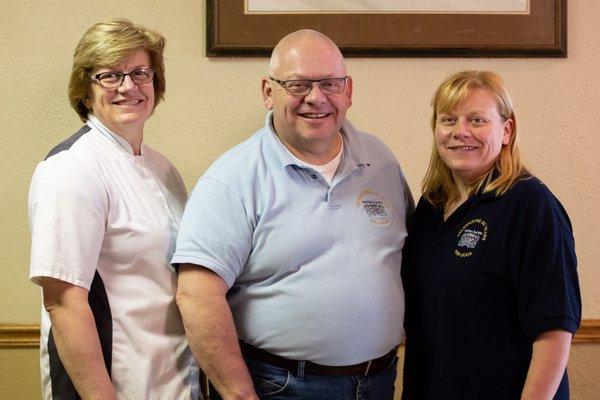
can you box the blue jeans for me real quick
[245,355,398,400]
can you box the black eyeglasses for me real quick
[269,76,348,96]
[90,67,154,89]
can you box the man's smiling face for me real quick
[263,34,352,158]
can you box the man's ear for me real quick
[345,75,353,108]
[261,78,274,110]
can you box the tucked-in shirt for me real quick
[173,112,413,365]
[29,115,199,400]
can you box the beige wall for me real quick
[1,0,598,398]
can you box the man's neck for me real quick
[279,132,342,165]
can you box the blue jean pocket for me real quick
[246,357,292,397]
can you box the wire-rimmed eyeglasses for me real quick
[269,76,348,96]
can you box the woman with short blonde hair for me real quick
[68,18,166,121]
[29,19,198,399]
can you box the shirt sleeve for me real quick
[28,154,107,290]
[398,166,415,230]
[515,220,581,341]
[171,176,253,287]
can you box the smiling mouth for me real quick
[448,145,478,151]
[299,112,330,119]
[113,99,142,106]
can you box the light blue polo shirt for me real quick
[172,112,412,365]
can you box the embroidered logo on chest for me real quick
[356,189,391,227]
[454,218,488,257]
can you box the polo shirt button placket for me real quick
[326,188,341,210]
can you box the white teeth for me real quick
[301,113,328,118]
[115,100,141,106]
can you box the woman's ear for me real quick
[502,119,514,145]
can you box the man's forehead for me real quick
[271,44,346,79]
[269,30,346,76]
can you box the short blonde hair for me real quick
[422,71,528,207]
[68,19,166,121]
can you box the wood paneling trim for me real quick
[1,319,599,348]
[573,319,600,343]
[0,324,40,348]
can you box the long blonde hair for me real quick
[422,71,528,208]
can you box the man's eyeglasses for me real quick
[90,67,154,89]
[269,76,348,96]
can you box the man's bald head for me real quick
[268,29,346,78]
[261,29,352,165]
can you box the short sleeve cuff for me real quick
[171,254,238,288]
[525,317,580,341]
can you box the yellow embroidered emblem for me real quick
[454,219,488,258]
[356,189,392,227]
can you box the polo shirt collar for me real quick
[340,119,370,167]
[263,111,371,170]
[264,112,299,169]
[471,169,505,206]
[425,171,503,223]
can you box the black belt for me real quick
[239,341,397,377]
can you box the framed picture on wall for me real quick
[207,0,566,57]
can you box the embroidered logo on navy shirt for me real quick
[356,189,391,227]
[454,218,488,257]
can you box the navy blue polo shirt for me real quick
[401,175,581,400]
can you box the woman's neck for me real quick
[115,129,143,155]
[443,179,469,221]
[91,115,144,155]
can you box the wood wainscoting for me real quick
[573,319,600,343]
[1,320,599,348]
[0,324,40,347]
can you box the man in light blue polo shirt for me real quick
[173,29,413,400]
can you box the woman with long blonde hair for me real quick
[401,71,581,399]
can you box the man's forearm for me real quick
[177,266,258,400]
